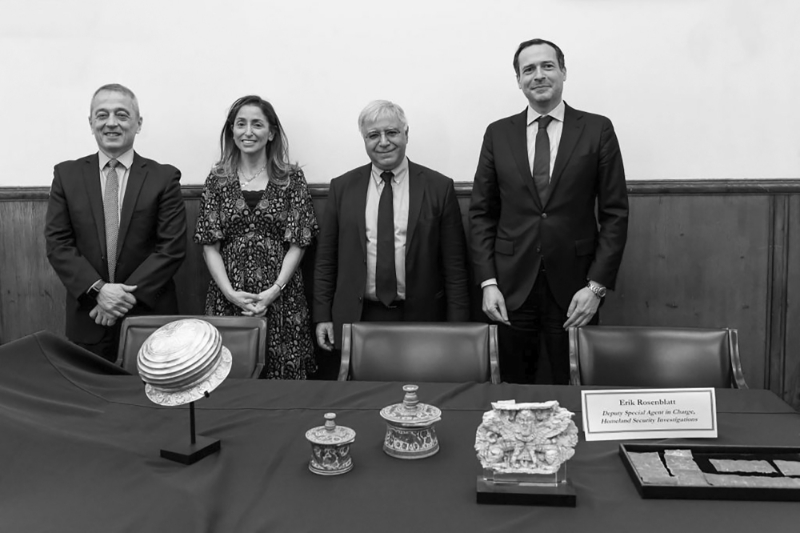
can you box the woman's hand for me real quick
[247,285,281,317]
[225,290,260,315]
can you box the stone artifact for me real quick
[710,459,776,474]
[138,318,232,407]
[774,460,800,476]
[380,385,441,459]
[475,400,578,475]
[305,413,356,476]
[628,452,677,485]
[704,474,800,488]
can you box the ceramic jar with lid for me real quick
[305,413,356,475]
[379,384,442,459]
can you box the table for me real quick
[1,331,799,531]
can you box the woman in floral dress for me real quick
[194,95,319,379]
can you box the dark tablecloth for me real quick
[1,331,799,532]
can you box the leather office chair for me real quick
[338,322,500,383]
[568,326,748,388]
[116,315,267,379]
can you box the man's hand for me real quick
[482,285,510,325]
[316,322,335,351]
[563,287,600,328]
[89,305,118,327]
[96,283,138,317]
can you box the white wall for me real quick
[1,0,798,186]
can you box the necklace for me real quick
[239,165,266,185]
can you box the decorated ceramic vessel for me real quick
[305,413,356,476]
[380,384,441,459]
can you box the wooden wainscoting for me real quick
[2,181,799,403]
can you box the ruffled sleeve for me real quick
[282,169,319,247]
[194,173,226,245]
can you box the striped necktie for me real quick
[104,159,120,282]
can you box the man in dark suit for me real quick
[469,39,629,384]
[45,84,187,361]
[314,100,469,352]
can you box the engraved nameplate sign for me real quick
[581,388,717,442]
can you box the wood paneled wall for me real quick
[2,181,799,403]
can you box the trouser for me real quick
[498,266,598,384]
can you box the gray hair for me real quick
[90,83,140,117]
[357,100,408,135]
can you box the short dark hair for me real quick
[513,39,566,76]
[90,83,140,116]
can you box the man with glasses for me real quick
[314,100,469,355]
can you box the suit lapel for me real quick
[508,109,544,209]
[405,161,423,251]
[117,152,147,260]
[547,103,584,206]
[355,164,370,259]
[82,154,107,258]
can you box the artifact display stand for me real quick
[475,400,579,506]
[620,443,800,501]
[136,319,231,466]
[160,397,221,465]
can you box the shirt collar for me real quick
[371,157,409,186]
[98,148,134,170]
[527,100,566,126]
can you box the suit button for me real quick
[536,246,542,254]
[358,296,363,302]
[541,213,548,219]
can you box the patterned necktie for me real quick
[376,171,397,307]
[533,115,554,205]
[104,159,120,282]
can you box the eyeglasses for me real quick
[364,129,403,143]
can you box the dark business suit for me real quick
[469,103,628,381]
[314,160,469,348]
[45,152,187,357]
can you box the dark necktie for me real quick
[376,171,397,307]
[532,115,554,205]
[104,159,120,282]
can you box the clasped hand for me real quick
[234,286,280,317]
[90,283,138,326]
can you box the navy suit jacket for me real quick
[314,160,470,348]
[469,104,629,311]
[45,152,187,343]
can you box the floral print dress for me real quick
[194,168,319,379]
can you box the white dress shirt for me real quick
[526,100,565,180]
[365,157,409,301]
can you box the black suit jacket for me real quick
[469,104,629,311]
[45,152,187,343]
[314,160,470,347]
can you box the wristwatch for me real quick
[587,280,606,299]
[87,281,106,300]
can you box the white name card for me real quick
[581,388,717,442]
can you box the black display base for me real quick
[476,477,577,507]
[160,436,221,465]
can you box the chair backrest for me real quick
[116,315,267,379]
[568,326,747,388]
[338,322,500,383]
